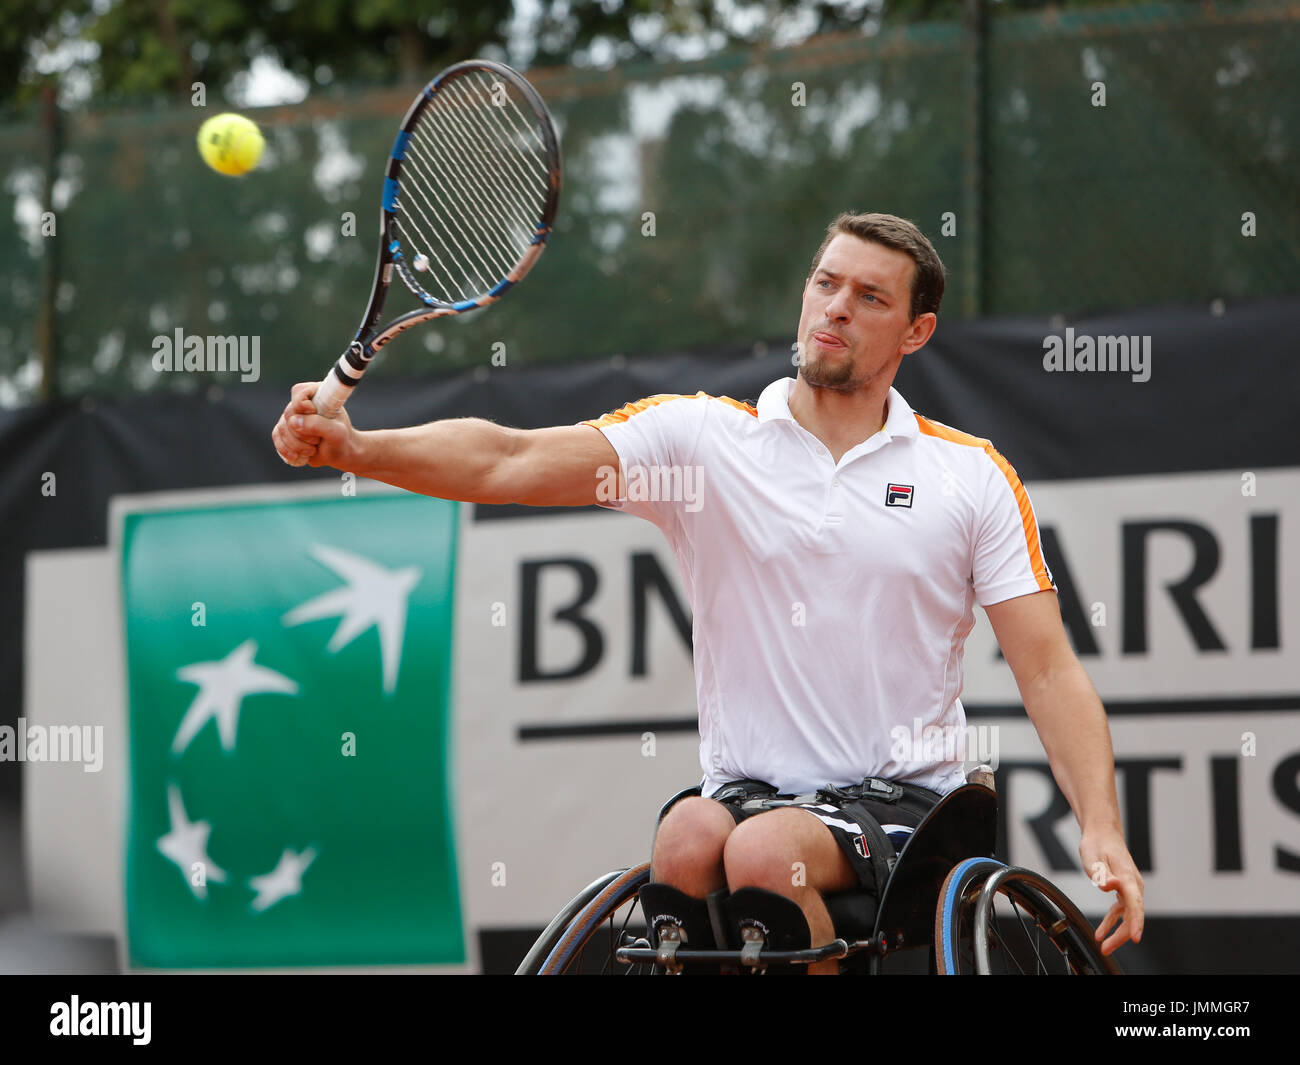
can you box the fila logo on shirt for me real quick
[885,483,914,508]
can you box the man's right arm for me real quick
[271,381,620,507]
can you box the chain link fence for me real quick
[0,0,1296,403]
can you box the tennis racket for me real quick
[306,59,562,427]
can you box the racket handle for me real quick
[313,368,354,419]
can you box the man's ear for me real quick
[900,312,938,356]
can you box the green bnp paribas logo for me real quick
[121,492,462,968]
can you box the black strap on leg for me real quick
[820,779,942,879]
[831,778,943,896]
[818,779,903,895]
[839,798,899,894]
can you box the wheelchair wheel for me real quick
[533,863,655,975]
[516,868,634,975]
[935,858,1121,975]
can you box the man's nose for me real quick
[825,287,854,321]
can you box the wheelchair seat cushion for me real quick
[823,888,880,941]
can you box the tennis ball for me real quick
[197,112,264,176]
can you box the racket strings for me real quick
[405,121,528,284]
[447,73,550,192]
[420,76,547,263]
[394,143,504,300]
[397,146,504,297]
[398,111,540,301]
[413,95,537,247]
[392,70,553,305]
[389,153,479,295]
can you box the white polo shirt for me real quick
[582,377,1055,798]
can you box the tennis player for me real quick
[272,212,1144,969]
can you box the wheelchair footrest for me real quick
[724,888,811,973]
[637,882,721,973]
[616,884,895,972]
[614,940,855,969]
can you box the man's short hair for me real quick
[807,212,946,321]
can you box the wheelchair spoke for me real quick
[987,894,1026,974]
[1008,895,1047,974]
[617,898,647,974]
[986,892,1052,974]
[982,879,1100,975]
[603,898,637,975]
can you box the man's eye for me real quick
[862,292,877,303]
[817,279,831,289]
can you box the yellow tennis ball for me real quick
[197,112,264,176]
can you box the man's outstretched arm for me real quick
[983,589,1145,957]
[271,381,619,507]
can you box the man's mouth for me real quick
[812,331,847,349]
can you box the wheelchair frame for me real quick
[516,779,1122,975]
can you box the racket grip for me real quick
[313,369,354,419]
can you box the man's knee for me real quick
[722,809,854,897]
[722,813,805,895]
[651,797,735,889]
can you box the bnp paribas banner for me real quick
[119,491,462,968]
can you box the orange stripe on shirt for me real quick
[713,395,759,418]
[582,392,756,429]
[915,415,1054,592]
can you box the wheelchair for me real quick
[516,771,1122,975]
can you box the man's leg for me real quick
[721,807,857,975]
[650,796,737,894]
[644,797,737,963]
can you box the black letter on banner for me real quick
[1121,521,1226,653]
[1210,755,1243,872]
[1114,757,1182,872]
[630,552,693,676]
[519,559,603,681]
[997,762,1075,872]
[1273,752,1300,874]
[1250,514,1279,650]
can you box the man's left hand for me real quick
[1080,829,1144,956]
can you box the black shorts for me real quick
[658,779,944,895]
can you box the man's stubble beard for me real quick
[799,335,875,394]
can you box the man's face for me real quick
[796,234,931,393]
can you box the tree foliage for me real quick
[9,0,514,105]
[4,0,1156,107]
